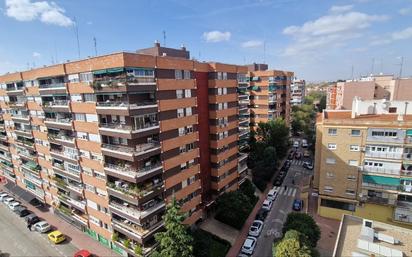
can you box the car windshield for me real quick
[56,234,63,239]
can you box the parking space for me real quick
[0,193,78,257]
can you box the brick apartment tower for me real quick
[246,63,293,129]
[0,43,252,256]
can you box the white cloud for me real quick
[371,26,412,45]
[282,11,388,56]
[202,31,231,43]
[241,40,263,48]
[5,0,73,27]
[399,7,412,16]
[329,5,353,13]
[32,52,41,58]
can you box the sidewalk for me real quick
[1,184,116,257]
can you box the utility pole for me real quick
[263,41,266,64]
[371,57,375,75]
[398,56,404,78]
[163,30,166,47]
[93,36,97,56]
[73,17,81,59]
[351,65,354,80]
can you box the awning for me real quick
[252,77,260,81]
[401,178,412,181]
[362,175,400,186]
[92,69,107,75]
[106,67,124,73]
[407,130,412,136]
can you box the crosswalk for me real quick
[273,186,297,197]
[290,159,304,166]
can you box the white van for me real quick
[302,139,308,148]
[293,141,299,148]
[267,188,278,201]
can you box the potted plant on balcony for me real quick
[123,239,131,249]
[134,244,143,255]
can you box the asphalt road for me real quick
[251,153,313,257]
[0,200,78,257]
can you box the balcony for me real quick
[21,161,41,173]
[107,181,163,204]
[96,101,157,111]
[44,118,73,130]
[104,162,163,182]
[401,169,412,177]
[57,193,86,211]
[112,218,163,242]
[102,142,161,161]
[19,150,37,161]
[52,162,81,181]
[365,151,403,160]
[43,100,70,111]
[394,203,412,223]
[362,166,400,176]
[39,82,66,89]
[99,121,159,135]
[0,160,13,172]
[366,196,396,205]
[93,76,156,90]
[48,133,76,144]
[11,114,30,122]
[50,148,78,161]
[109,200,165,221]
[15,138,35,149]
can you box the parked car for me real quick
[295,152,302,159]
[29,198,44,209]
[262,199,273,211]
[303,150,310,158]
[255,208,269,221]
[273,177,283,186]
[301,139,308,148]
[25,213,40,225]
[293,199,303,211]
[293,141,300,148]
[288,152,294,160]
[241,236,257,255]
[267,188,278,201]
[249,220,264,237]
[3,197,15,205]
[16,208,31,217]
[12,205,26,215]
[8,201,21,211]
[0,193,9,201]
[303,161,313,170]
[33,221,52,233]
[48,230,66,244]
[237,254,249,257]
[73,250,92,257]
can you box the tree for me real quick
[256,118,289,159]
[282,213,321,248]
[215,191,254,229]
[152,198,194,257]
[273,230,312,257]
[318,95,326,112]
[239,179,257,204]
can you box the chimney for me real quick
[180,44,186,51]
[154,40,160,47]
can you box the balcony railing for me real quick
[362,182,399,191]
[43,100,69,107]
[48,134,75,142]
[96,101,157,109]
[6,86,24,91]
[400,185,412,193]
[365,151,402,159]
[39,83,66,89]
[99,121,159,132]
[110,200,165,220]
[93,76,155,87]
[104,162,162,178]
[50,148,78,160]
[366,196,393,205]
[362,166,400,175]
[45,117,72,124]
[107,181,163,199]
[401,170,412,177]
[102,142,160,156]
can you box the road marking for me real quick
[273,219,283,224]
[279,209,286,215]
[287,188,294,196]
[292,188,297,197]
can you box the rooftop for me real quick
[333,215,412,257]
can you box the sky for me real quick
[0,0,411,82]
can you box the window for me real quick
[350,145,360,151]
[79,72,93,82]
[175,70,183,80]
[222,72,227,80]
[177,108,184,118]
[372,130,398,137]
[83,94,95,102]
[176,89,184,99]
[74,113,86,121]
[328,143,337,150]
[347,175,357,181]
[345,189,356,195]
[348,160,359,166]
[320,199,356,211]
[324,186,334,193]
[326,172,335,178]
[68,74,79,83]
[185,107,192,116]
[351,129,361,136]
[389,107,397,113]
[328,128,337,135]
[184,89,191,98]
[326,157,336,164]
[183,70,191,79]
[86,114,98,122]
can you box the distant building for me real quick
[333,215,411,257]
[290,78,305,106]
[326,74,412,110]
[314,97,412,230]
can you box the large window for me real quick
[328,128,337,135]
[351,129,361,136]
[320,199,355,211]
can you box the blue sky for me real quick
[0,0,411,81]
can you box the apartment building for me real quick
[326,74,412,110]
[314,97,412,229]
[290,78,306,106]
[0,43,250,256]
[246,64,293,129]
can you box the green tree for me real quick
[273,230,312,257]
[215,191,254,229]
[282,213,321,248]
[318,95,326,112]
[239,179,257,204]
[152,198,194,257]
[256,118,289,158]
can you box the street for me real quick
[0,201,78,257]
[251,153,313,257]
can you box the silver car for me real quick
[33,221,51,233]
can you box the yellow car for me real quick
[48,230,66,244]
